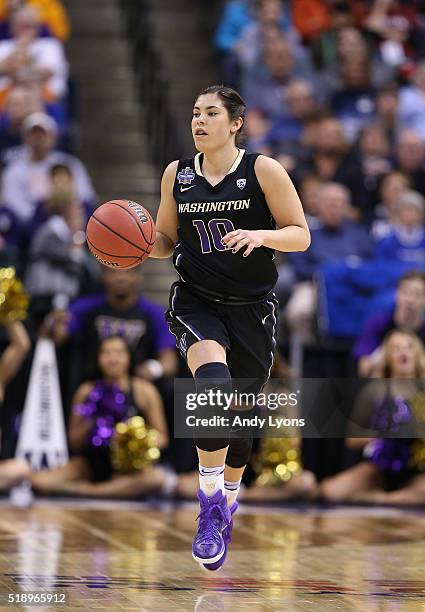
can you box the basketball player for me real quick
[150,85,310,570]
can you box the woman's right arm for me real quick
[0,321,31,387]
[68,382,95,452]
[149,160,179,259]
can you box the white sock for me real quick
[199,464,225,497]
[224,478,241,507]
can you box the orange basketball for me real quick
[86,200,156,269]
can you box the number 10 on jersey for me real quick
[193,219,235,254]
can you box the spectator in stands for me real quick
[354,122,392,217]
[242,35,316,117]
[292,0,367,45]
[354,270,425,376]
[1,112,95,223]
[51,267,178,384]
[235,0,300,73]
[375,189,425,266]
[30,335,176,498]
[284,181,373,341]
[309,10,358,68]
[0,6,68,106]
[330,53,376,143]
[320,330,425,506]
[0,319,31,490]
[0,83,41,158]
[394,129,425,196]
[267,79,321,167]
[291,117,365,212]
[371,170,411,240]
[364,0,425,69]
[375,83,400,146]
[298,173,322,229]
[274,174,322,305]
[244,108,272,154]
[0,0,70,41]
[0,206,25,268]
[29,162,92,234]
[214,0,253,85]
[24,163,96,315]
[398,61,425,142]
[319,26,394,98]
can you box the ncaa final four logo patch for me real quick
[237,178,246,190]
[177,167,195,185]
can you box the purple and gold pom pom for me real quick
[254,437,302,486]
[110,415,160,473]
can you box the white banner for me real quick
[15,338,68,470]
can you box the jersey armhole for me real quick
[252,154,267,197]
[253,154,276,222]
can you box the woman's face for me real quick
[380,173,409,208]
[360,127,389,157]
[98,337,130,379]
[386,333,417,378]
[192,93,241,152]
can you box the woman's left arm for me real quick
[133,379,169,449]
[222,155,311,256]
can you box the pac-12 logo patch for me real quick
[177,167,195,185]
[237,178,246,190]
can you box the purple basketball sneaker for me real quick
[203,501,238,571]
[192,489,231,566]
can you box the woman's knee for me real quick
[187,340,226,374]
[319,475,352,503]
[0,459,31,488]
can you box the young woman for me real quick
[31,335,172,497]
[0,320,31,489]
[320,330,425,505]
[150,84,310,570]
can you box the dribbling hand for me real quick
[222,229,264,257]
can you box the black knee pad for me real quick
[195,437,230,452]
[193,362,232,451]
[225,407,255,468]
[226,435,253,468]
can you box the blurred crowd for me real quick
[0,0,424,505]
[215,0,425,351]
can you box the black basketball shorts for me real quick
[166,282,278,394]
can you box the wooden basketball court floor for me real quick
[0,499,424,611]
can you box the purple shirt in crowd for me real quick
[68,294,175,363]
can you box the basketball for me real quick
[86,200,156,269]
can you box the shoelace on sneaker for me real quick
[195,500,229,544]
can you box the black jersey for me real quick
[172,149,277,303]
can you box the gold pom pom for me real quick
[407,392,425,472]
[409,439,425,472]
[110,415,161,473]
[254,437,302,486]
[0,268,29,324]
[410,391,425,423]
